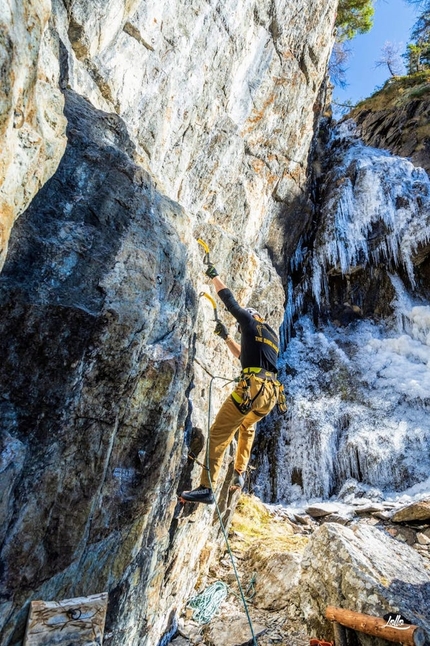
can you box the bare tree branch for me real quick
[375,41,405,76]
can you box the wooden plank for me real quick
[24,592,108,646]
[325,606,426,646]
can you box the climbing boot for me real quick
[231,470,245,489]
[180,485,215,505]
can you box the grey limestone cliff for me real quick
[0,1,336,644]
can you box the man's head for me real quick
[246,307,264,321]
[237,307,264,332]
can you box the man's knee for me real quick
[239,424,255,438]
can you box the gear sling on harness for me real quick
[232,374,265,414]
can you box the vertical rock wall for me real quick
[0,0,67,269]
[0,1,336,644]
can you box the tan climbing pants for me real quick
[200,375,278,488]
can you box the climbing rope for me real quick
[204,373,258,646]
[187,581,228,624]
[230,572,257,603]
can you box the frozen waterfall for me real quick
[255,122,430,505]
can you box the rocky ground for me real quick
[169,483,430,646]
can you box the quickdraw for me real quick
[197,238,219,323]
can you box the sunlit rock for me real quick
[347,73,430,174]
[391,500,430,523]
[57,0,336,268]
[203,614,266,646]
[0,0,67,269]
[306,502,343,517]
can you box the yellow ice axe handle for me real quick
[197,238,211,265]
[199,291,218,321]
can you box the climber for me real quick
[180,259,284,505]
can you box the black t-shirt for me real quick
[218,288,279,373]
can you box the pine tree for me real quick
[404,6,430,72]
[336,0,375,41]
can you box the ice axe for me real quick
[197,238,212,266]
[199,291,219,322]
[197,238,220,323]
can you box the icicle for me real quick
[308,128,430,306]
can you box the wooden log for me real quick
[24,592,108,646]
[325,606,426,646]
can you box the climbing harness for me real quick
[187,581,228,624]
[231,374,265,414]
[232,369,288,415]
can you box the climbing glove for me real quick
[214,321,228,340]
[205,264,219,279]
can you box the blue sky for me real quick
[334,0,420,106]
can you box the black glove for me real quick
[214,321,228,340]
[205,264,219,279]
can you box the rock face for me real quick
[0,89,197,646]
[0,1,336,644]
[207,495,430,646]
[348,72,430,174]
[0,0,67,269]
[54,0,336,268]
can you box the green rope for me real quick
[187,581,228,624]
[206,374,258,646]
[230,572,257,603]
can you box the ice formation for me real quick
[257,125,430,504]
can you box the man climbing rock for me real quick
[180,259,284,504]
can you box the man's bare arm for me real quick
[211,276,227,293]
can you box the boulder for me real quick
[306,503,344,518]
[319,512,354,526]
[169,637,189,646]
[353,503,385,515]
[391,500,430,523]
[417,533,430,546]
[203,614,266,646]
[296,523,430,643]
[247,549,303,611]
